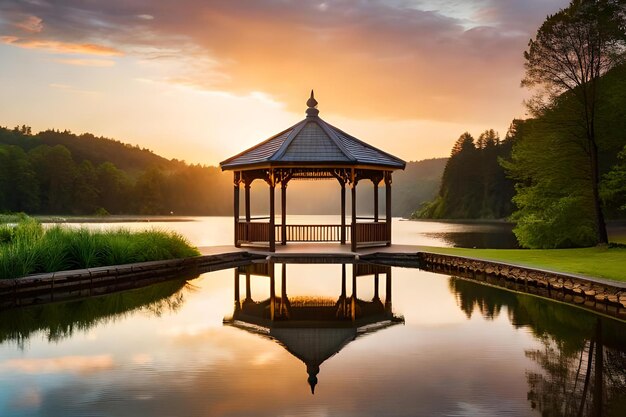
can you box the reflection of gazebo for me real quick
[224,262,403,394]
[220,91,406,252]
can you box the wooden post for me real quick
[234,174,240,247]
[244,182,250,242]
[373,180,379,222]
[341,264,346,298]
[269,172,276,252]
[340,182,346,244]
[281,182,287,245]
[351,173,357,252]
[244,183,251,222]
[385,172,392,246]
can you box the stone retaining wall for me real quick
[417,251,626,320]
[0,251,263,309]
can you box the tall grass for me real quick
[0,217,199,279]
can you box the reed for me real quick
[0,217,199,279]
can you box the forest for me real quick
[0,126,232,215]
[418,0,626,248]
[0,126,444,217]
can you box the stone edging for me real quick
[2,248,625,320]
[0,251,264,309]
[415,251,626,319]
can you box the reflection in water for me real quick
[420,221,519,248]
[1,263,626,416]
[449,277,626,417]
[224,262,403,394]
[0,279,189,348]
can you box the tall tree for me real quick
[602,145,626,213]
[521,0,626,244]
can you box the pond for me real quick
[1,259,625,417]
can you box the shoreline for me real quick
[34,215,198,223]
[2,245,624,321]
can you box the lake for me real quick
[1,217,624,416]
[52,215,521,249]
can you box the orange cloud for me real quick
[55,58,116,67]
[142,2,530,124]
[1,36,122,56]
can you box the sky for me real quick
[0,0,570,165]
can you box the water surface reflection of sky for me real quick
[1,263,624,416]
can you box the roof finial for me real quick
[306,89,319,118]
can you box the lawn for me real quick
[424,245,626,283]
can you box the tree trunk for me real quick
[590,139,609,244]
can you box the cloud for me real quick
[55,58,116,67]
[14,14,43,32]
[0,0,570,124]
[1,36,122,56]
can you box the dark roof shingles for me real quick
[221,118,404,169]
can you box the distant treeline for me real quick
[417,129,515,219]
[0,126,231,215]
[0,126,445,216]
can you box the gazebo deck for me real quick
[198,243,423,258]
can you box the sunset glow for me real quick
[0,0,569,164]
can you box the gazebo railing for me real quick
[236,221,389,246]
[236,219,271,244]
[275,224,351,243]
[354,222,390,246]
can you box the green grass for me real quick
[423,245,626,282]
[0,217,200,280]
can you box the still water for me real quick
[1,261,625,417]
[1,217,624,416]
[55,216,521,249]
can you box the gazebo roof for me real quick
[220,91,406,171]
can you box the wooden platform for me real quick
[199,243,423,257]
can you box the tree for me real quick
[135,167,166,214]
[96,162,132,214]
[73,160,99,214]
[0,145,39,212]
[450,132,476,156]
[602,145,626,213]
[521,0,626,244]
[28,145,77,213]
[476,129,499,149]
[418,130,515,220]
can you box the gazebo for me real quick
[220,91,405,252]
